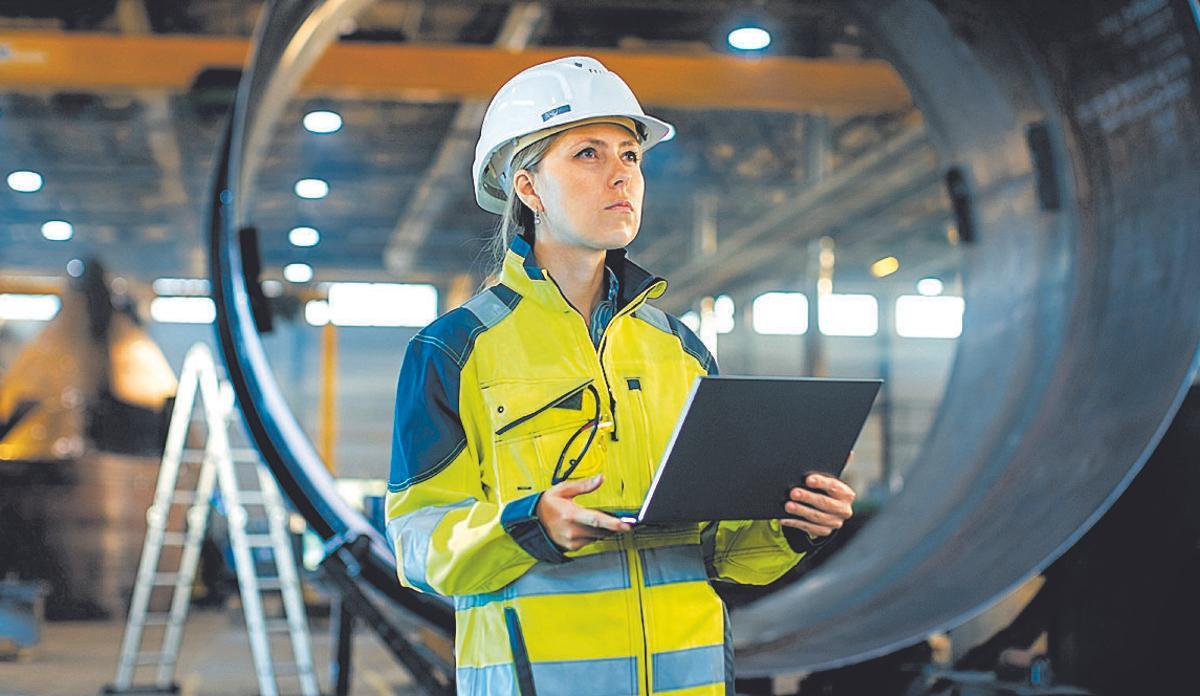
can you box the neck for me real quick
[531,235,607,318]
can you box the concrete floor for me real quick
[0,608,423,696]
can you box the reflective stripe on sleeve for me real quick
[385,499,474,593]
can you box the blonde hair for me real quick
[485,136,556,280]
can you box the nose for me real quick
[610,165,629,190]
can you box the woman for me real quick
[386,56,856,695]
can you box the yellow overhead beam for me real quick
[0,31,910,113]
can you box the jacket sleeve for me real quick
[706,520,835,585]
[384,333,568,598]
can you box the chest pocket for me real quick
[481,377,609,502]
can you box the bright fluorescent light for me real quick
[41,220,73,241]
[152,277,211,296]
[0,294,61,321]
[150,296,216,324]
[327,283,437,327]
[917,277,944,296]
[289,226,320,247]
[7,170,43,193]
[305,299,331,326]
[870,256,900,278]
[818,294,879,336]
[752,292,809,335]
[294,178,329,199]
[284,263,314,283]
[728,26,771,51]
[303,110,343,134]
[896,295,964,338]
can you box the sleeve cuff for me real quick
[501,492,571,564]
[782,525,836,554]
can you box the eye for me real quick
[575,146,597,159]
[623,150,641,163]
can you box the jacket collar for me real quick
[500,232,667,315]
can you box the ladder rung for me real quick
[230,448,261,462]
[264,618,291,633]
[161,532,187,546]
[142,612,175,626]
[243,534,275,547]
[180,449,206,463]
[270,662,312,676]
[170,492,200,505]
[236,492,266,504]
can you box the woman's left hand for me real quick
[781,459,857,538]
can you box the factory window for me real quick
[325,283,437,327]
[0,293,61,321]
[150,297,216,324]
[895,295,964,338]
[752,292,809,335]
[818,294,878,337]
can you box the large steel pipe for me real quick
[208,0,1200,674]
[734,0,1200,673]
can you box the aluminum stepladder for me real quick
[107,343,319,695]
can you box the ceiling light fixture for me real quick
[42,220,73,241]
[728,26,772,51]
[7,170,44,193]
[284,263,314,283]
[294,178,329,199]
[303,110,343,134]
[289,226,320,247]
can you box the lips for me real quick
[606,200,634,212]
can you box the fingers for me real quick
[780,516,836,537]
[784,500,847,528]
[555,519,623,551]
[789,486,853,519]
[573,509,631,534]
[536,479,630,551]
[802,474,857,503]
[552,474,605,499]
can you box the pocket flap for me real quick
[485,378,595,437]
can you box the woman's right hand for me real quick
[536,474,632,551]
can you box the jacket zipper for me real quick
[544,273,648,443]
[543,271,660,693]
[594,283,662,444]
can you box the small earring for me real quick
[533,209,542,225]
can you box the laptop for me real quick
[617,375,881,525]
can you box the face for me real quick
[515,123,645,251]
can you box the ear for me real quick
[512,169,543,214]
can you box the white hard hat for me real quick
[472,55,676,214]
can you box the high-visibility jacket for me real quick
[386,233,818,695]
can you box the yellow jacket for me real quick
[386,233,818,694]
